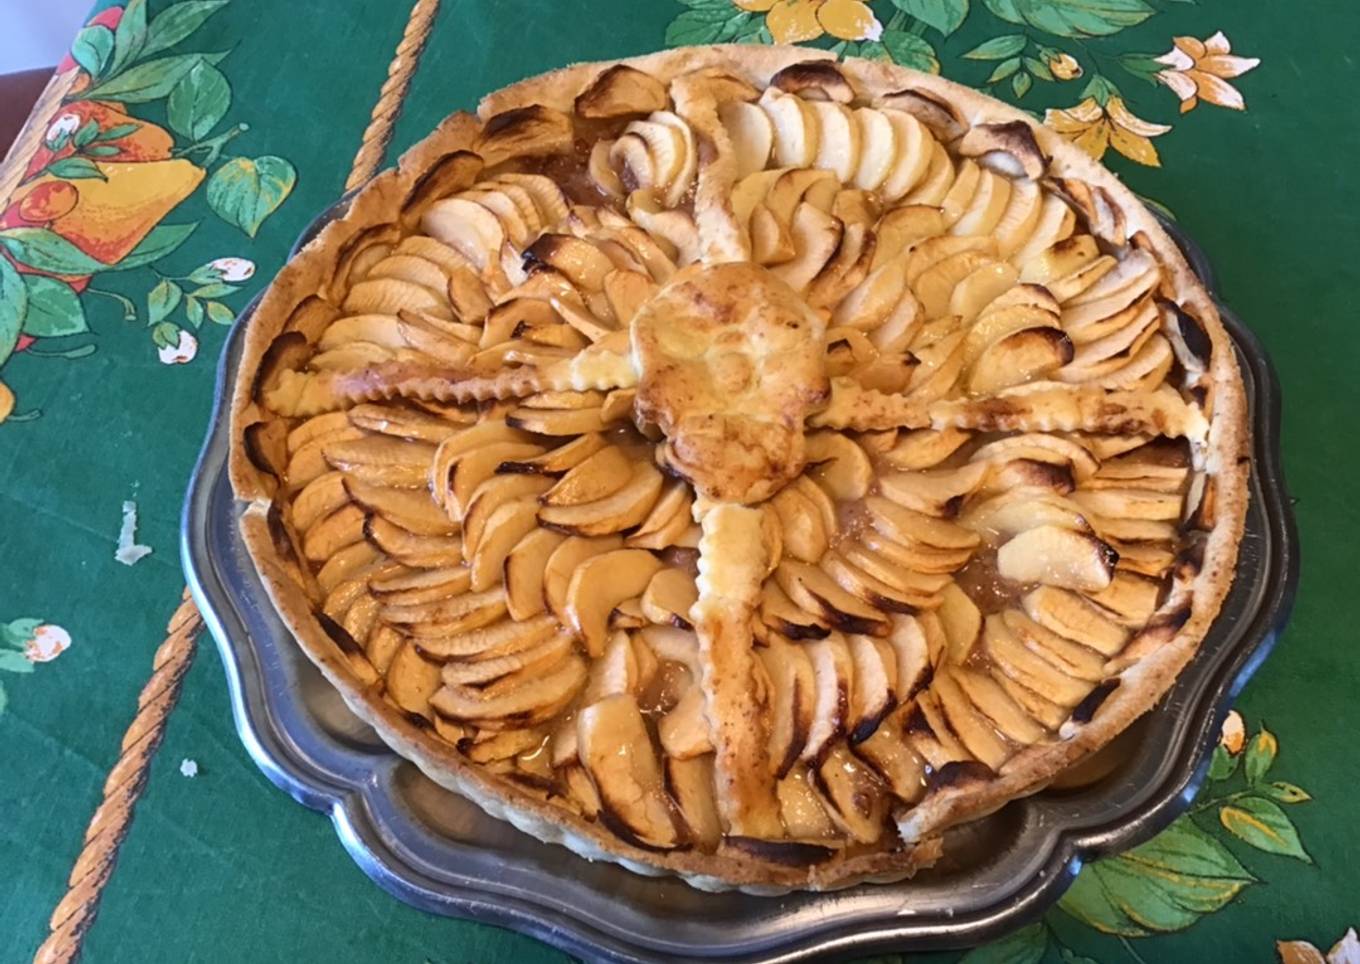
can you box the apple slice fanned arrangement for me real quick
[230,46,1248,892]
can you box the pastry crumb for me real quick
[115,500,153,566]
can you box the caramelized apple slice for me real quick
[577,694,681,849]
[996,524,1117,592]
[565,549,665,656]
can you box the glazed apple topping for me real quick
[241,53,1231,869]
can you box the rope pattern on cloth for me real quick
[344,0,442,192]
[32,591,202,964]
[33,2,439,959]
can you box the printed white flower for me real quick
[24,625,71,663]
[180,759,199,778]
[158,329,198,365]
[208,256,256,282]
[1219,708,1245,755]
[46,113,82,144]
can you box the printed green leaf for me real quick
[73,118,101,149]
[94,121,141,142]
[46,157,107,180]
[1024,55,1055,80]
[959,921,1045,963]
[1118,51,1165,82]
[71,25,115,79]
[665,2,742,46]
[0,256,28,367]
[20,275,88,338]
[963,34,1027,59]
[148,280,184,325]
[167,61,231,140]
[981,0,1153,38]
[142,0,230,57]
[188,282,236,299]
[1219,797,1311,862]
[0,651,35,674]
[988,57,1022,82]
[1262,781,1311,804]
[205,300,236,326]
[110,223,198,271]
[1059,950,1100,964]
[1012,71,1033,97]
[882,29,941,72]
[82,53,207,104]
[0,679,7,715]
[1081,73,1120,104]
[892,0,971,35]
[151,321,181,349]
[1,618,42,649]
[109,0,149,76]
[184,296,205,328]
[206,156,297,237]
[1059,816,1253,935]
[1244,726,1277,784]
[0,228,108,275]
[1207,744,1239,781]
[85,145,122,158]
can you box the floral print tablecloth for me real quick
[1,2,1355,961]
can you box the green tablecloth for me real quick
[1,1,1355,961]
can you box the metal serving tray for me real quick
[182,203,1298,962]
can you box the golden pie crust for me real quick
[228,45,1249,893]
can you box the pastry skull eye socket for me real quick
[632,263,830,504]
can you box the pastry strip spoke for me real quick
[691,503,784,839]
[332,350,639,405]
[811,380,1207,441]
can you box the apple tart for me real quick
[230,45,1248,892]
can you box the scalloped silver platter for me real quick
[181,195,1297,962]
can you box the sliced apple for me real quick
[1084,571,1161,626]
[852,706,926,802]
[1003,609,1106,682]
[811,744,887,843]
[463,474,552,558]
[846,634,896,743]
[776,562,889,636]
[931,669,1012,770]
[968,327,1075,394]
[577,693,680,849]
[1009,193,1077,270]
[982,613,1089,707]
[413,613,557,660]
[667,754,723,848]
[720,100,774,177]
[302,504,366,561]
[542,534,623,622]
[902,140,955,206]
[317,541,381,595]
[497,432,605,476]
[803,431,872,501]
[640,568,698,629]
[878,109,933,201]
[757,637,816,777]
[801,634,853,763]
[996,524,1117,592]
[565,549,665,656]
[431,652,586,727]
[993,179,1043,257]
[759,579,830,640]
[760,87,819,168]
[441,632,574,687]
[777,767,839,839]
[538,462,664,536]
[877,461,988,519]
[1072,488,1183,522]
[658,685,713,760]
[363,515,463,569]
[369,565,471,604]
[384,641,444,717]
[541,445,632,506]
[770,485,829,564]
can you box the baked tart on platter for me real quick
[229,45,1248,893]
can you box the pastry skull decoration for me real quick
[632,263,830,504]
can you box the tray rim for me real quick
[181,201,1299,962]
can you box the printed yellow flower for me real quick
[1044,96,1172,168]
[0,380,12,425]
[1277,927,1360,964]
[734,0,882,43]
[1048,52,1083,81]
[1154,31,1260,113]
